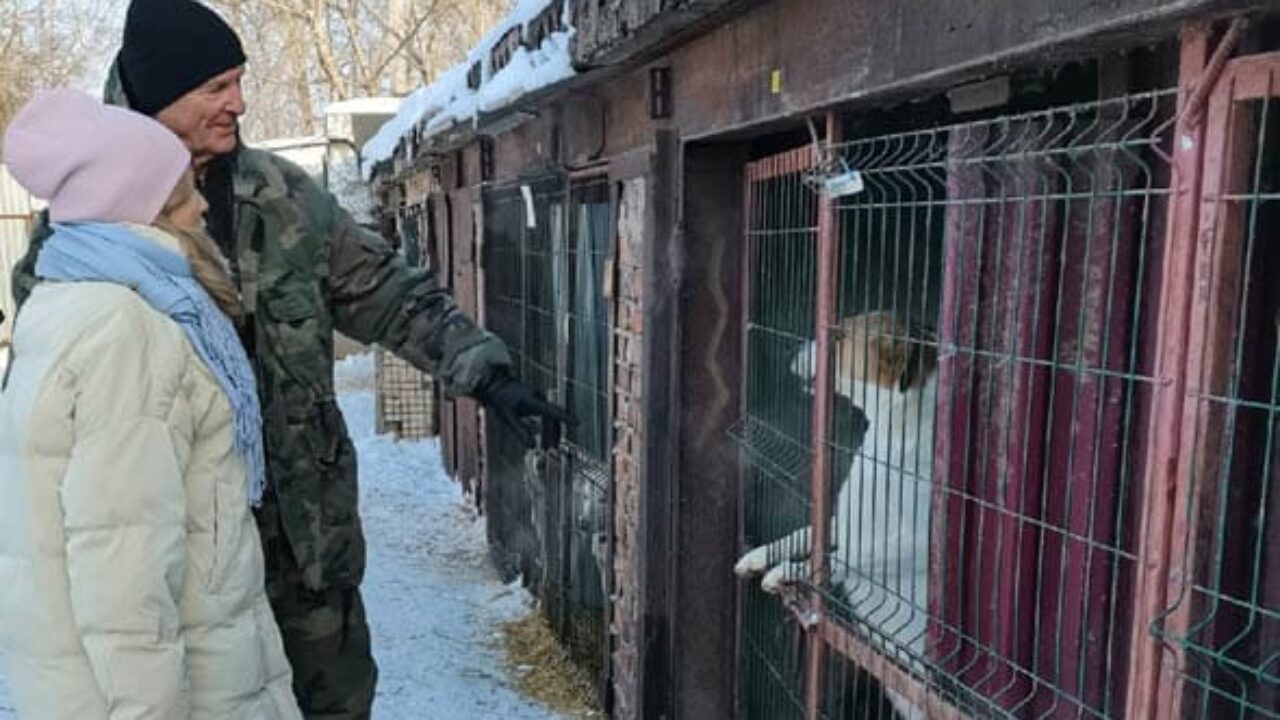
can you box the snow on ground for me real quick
[337,354,565,718]
[337,349,376,389]
[0,646,10,717]
[0,354,561,720]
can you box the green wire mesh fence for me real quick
[728,85,1275,720]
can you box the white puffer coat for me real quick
[0,225,301,719]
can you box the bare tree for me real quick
[208,0,512,141]
[0,0,119,152]
[1,0,514,144]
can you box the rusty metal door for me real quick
[450,186,482,492]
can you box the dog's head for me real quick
[792,311,937,400]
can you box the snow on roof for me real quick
[326,97,403,116]
[361,0,575,179]
[252,135,327,151]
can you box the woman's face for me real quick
[168,186,209,232]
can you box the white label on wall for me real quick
[521,185,537,229]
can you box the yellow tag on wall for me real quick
[770,69,782,95]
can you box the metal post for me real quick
[1123,22,1211,720]
[1161,39,1278,720]
[803,110,841,720]
[734,154,754,720]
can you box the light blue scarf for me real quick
[37,222,266,506]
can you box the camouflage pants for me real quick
[258,492,378,720]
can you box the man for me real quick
[11,1,569,717]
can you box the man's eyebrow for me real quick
[205,72,239,88]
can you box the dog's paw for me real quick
[761,563,800,594]
[735,546,771,577]
[887,690,926,720]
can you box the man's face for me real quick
[155,66,246,167]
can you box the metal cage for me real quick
[374,200,440,440]
[733,55,1278,716]
[374,349,438,439]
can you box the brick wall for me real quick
[610,177,646,719]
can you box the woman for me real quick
[0,309,8,377]
[0,89,301,719]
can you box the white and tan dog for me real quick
[736,311,937,719]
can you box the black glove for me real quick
[475,368,575,449]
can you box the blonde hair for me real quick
[154,172,243,319]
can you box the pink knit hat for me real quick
[3,89,191,224]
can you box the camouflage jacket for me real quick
[12,77,510,591]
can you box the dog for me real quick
[736,311,938,720]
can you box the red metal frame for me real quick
[803,111,840,720]
[1126,23,1280,720]
[745,146,817,183]
[814,617,966,720]
[1160,46,1280,720]
[1123,24,1212,719]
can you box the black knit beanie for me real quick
[118,0,246,117]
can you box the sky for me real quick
[67,0,127,97]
